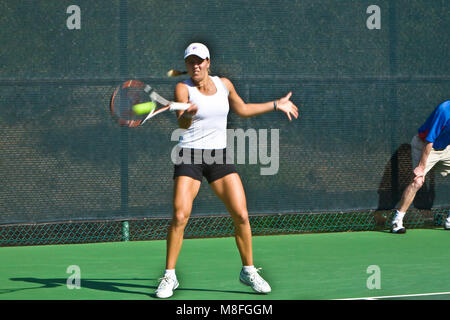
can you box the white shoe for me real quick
[391,220,406,233]
[391,211,406,233]
[155,275,179,298]
[239,268,271,293]
[391,211,406,234]
[445,213,450,230]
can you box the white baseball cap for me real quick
[184,43,210,60]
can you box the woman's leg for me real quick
[209,173,271,293]
[166,176,201,269]
[209,173,253,266]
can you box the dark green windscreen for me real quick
[1,0,448,224]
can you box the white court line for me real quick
[337,291,450,300]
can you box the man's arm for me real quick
[413,141,433,184]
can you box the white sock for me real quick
[164,269,176,279]
[242,265,256,273]
[395,210,406,221]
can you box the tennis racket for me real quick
[110,80,190,127]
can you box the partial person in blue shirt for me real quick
[418,100,450,150]
[391,100,450,233]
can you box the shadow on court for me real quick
[4,278,260,298]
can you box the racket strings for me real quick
[114,87,153,121]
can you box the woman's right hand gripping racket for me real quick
[110,80,190,127]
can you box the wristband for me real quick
[273,100,278,111]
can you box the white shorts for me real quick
[411,135,450,177]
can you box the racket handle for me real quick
[169,102,190,111]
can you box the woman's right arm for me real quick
[174,82,197,129]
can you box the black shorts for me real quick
[173,148,237,183]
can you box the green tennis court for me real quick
[1,229,449,300]
[1,2,449,308]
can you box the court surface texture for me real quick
[1,229,449,300]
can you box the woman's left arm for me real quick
[221,77,299,121]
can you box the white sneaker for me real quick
[391,212,406,234]
[391,219,406,233]
[444,213,450,230]
[239,268,271,293]
[155,275,179,298]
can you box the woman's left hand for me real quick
[276,92,299,121]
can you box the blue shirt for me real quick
[418,100,450,150]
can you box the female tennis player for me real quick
[155,43,299,298]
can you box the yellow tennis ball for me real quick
[132,102,156,115]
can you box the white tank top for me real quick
[178,76,229,149]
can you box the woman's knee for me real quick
[232,210,250,225]
[171,209,191,228]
